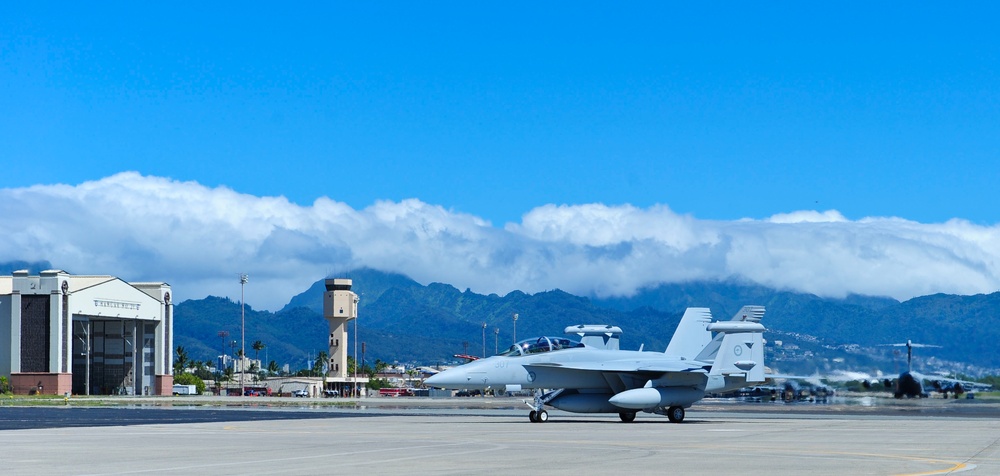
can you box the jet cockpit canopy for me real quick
[498,336,584,357]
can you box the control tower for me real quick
[323,278,358,379]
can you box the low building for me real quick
[0,270,173,395]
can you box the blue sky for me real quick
[2,3,999,308]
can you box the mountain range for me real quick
[175,268,1000,376]
[4,262,997,375]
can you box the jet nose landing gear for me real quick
[528,410,549,423]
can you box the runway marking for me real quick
[506,437,974,476]
[84,441,508,475]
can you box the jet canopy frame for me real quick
[497,336,585,357]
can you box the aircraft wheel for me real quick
[529,411,537,422]
[666,406,685,423]
[619,411,636,423]
[537,410,548,422]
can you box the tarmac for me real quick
[1,395,998,475]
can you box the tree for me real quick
[252,340,265,363]
[174,372,206,395]
[248,362,260,383]
[173,346,189,375]
[220,367,234,394]
[364,359,390,390]
[312,351,329,377]
[267,360,280,376]
[347,355,357,376]
[193,360,213,380]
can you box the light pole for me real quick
[482,322,487,358]
[353,296,359,397]
[494,327,499,354]
[240,273,248,396]
[512,313,518,344]
[217,330,228,394]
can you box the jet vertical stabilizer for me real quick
[664,308,713,359]
[707,321,765,383]
[733,305,765,323]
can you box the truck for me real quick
[172,384,197,395]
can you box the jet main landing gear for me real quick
[619,411,636,422]
[666,405,685,423]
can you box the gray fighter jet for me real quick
[425,306,766,423]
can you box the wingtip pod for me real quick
[706,321,766,333]
[566,324,623,350]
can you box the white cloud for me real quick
[2,172,999,310]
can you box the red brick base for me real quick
[11,373,72,396]
[155,375,173,396]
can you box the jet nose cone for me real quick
[424,373,445,388]
[425,369,466,389]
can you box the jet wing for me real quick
[525,360,709,394]
[525,360,708,374]
[913,372,994,393]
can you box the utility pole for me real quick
[482,322,487,358]
[494,327,499,354]
[240,273,248,397]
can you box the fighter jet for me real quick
[425,306,767,423]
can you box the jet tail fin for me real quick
[707,321,766,383]
[664,308,713,359]
[695,305,765,362]
[731,305,765,323]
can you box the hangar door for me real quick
[72,319,157,395]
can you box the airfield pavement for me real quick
[1,395,998,475]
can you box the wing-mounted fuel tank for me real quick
[608,387,704,410]
[546,389,621,413]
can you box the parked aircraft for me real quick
[864,340,988,398]
[424,306,767,423]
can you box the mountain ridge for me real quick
[176,268,1000,375]
[1,262,994,375]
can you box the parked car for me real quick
[292,389,309,397]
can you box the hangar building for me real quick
[0,270,173,396]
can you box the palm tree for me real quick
[220,367,234,395]
[174,346,189,375]
[252,340,265,364]
[248,362,260,383]
[267,360,280,376]
[312,351,329,377]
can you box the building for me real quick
[0,270,173,395]
[323,278,367,396]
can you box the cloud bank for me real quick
[2,172,998,310]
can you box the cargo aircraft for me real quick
[425,306,767,423]
[865,341,991,398]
